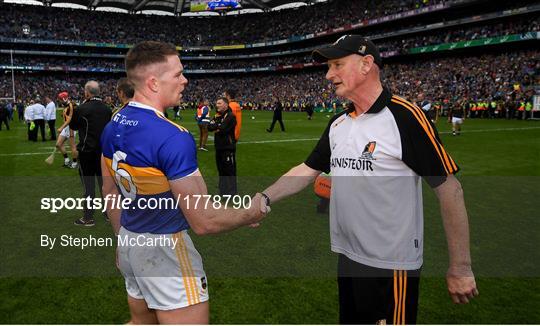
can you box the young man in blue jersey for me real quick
[101,41,267,324]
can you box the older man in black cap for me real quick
[259,35,478,324]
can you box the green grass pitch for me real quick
[0,109,539,323]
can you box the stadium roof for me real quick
[5,0,327,15]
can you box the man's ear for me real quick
[146,76,159,93]
[360,55,374,75]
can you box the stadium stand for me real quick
[0,0,538,117]
[0,0,445,45]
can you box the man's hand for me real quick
[446,267,479,304]
[249,193,271,228]
[248,193,269,223]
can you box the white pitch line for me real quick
[1,126,539,157]
[439,126,540,134]
[237,138,319,144]
[247,119,322,123]
[0,152,53,156]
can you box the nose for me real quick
[325,67,335,82]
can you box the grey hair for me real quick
[85,80,100,96]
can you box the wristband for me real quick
[261,192,271,207]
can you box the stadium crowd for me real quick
[0,74,117,105]
[377,17,539,52]
[0,56,123,69]
[1,50,537,119]
[2,15,537,72]
[0,55,310,70]
[1,0,446,46]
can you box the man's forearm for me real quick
[171,173,265,235]
[103,190,122,235]
[107,205,122,236]
[262,163,320,204]
[101,156,121,236]
[194,206,255,235]
[436,176,472,273]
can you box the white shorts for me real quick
[452,117,464,125]
[59,126,75,138]
[118,227,209,310]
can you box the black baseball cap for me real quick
[312,35,382,66]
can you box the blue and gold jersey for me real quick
[101,101,197,234]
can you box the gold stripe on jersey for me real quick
[111,104,128,119]
[391,97,457,174]
[391,97,449,174]
[396,96,457,172]
[393,96,458,172]
[103,157,170,195]
[154,111,189,133]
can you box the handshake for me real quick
[245,193,271,228]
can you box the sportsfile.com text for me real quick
[40,194,252,213]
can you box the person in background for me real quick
[44,96,57,140]
[6,101,14,121]
[305,101,314,120]
[24,100,36,141]
[0,101,10,131]
[32,97,47,142]
[266,98,285,132]
[224,89,242,141]
[113,77,134,116]
[208,97,238,196]
[56,92,78,168]
[17,100,25,122]
[70,80,112,226]
[449,97,467,136]
[104,96,114,111]
[417,92,436,123]
[172,103,182,120]
[196,99,211,151]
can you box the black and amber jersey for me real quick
[449,101,467,119]
[61,101,76,122]
[305,88,458,270]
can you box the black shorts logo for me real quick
[201,276,207,291]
